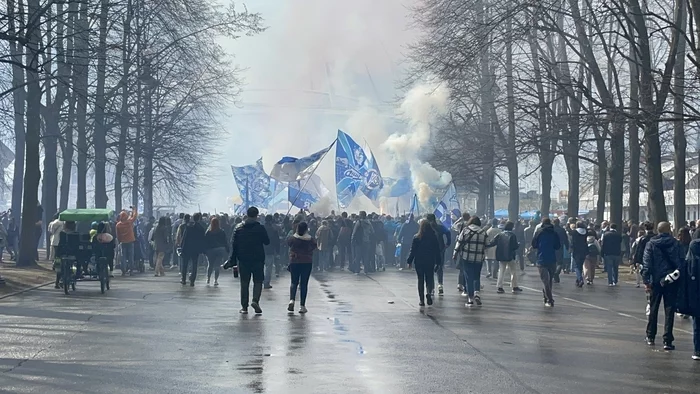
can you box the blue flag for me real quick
[270,143,334,182]
[382,177,412,197]
[231,158,272,209]
[407,194,419,223]
[433,182,460,227]
[288,175,330,210]
[335,130,383,208]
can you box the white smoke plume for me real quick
[383,81,452,207]
[309,194,335,217]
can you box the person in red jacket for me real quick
[116,206,138,276]
[287,222,317,314]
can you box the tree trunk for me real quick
[505,15,519,222]
[59,0,77,212]
[628,42,641,224]
[93,0,109,208]
[74,0,89,208]
[18,0,43,267]
[9,0,26,223]
[476,178,487,217]
[609,118,625,226]
[673,1,687,231]
[115,0,133,214]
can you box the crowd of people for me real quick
[42,204,700,361]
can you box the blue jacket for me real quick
[677,239,700,317]
[531,223,561,265]
[641,233,684,286]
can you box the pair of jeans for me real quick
[240,262,264,308]
[181,254,200,283]
[604,255,621,284]
[693,317,700,353]
[206,247,226,281]
[264,254,277,287]
[538,264,555,303]
[646,283,678,343]
[496,260,518,289]
[573,255,585,284]
[289,263,313,306]
[121,242,135,273]
[415,263,435,302]
[486,259,499,278]
[461,261,483,298]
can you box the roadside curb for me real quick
[0,281,54,300]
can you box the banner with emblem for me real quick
[231,158,273,209]
[335,130,384,208]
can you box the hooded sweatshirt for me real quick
[287,233,317,263]
[642,233,684,286]
[531,223,561,265]
[569,227,589,260]
[116,209,138,243]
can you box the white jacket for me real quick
[485,227,501,260]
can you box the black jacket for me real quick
[677,239,700,317]
[642,233,684,286]
[601,229,622,257]
[553,224,570,251]
[229,219,270,265]
[399,221,419,244]
[406,230,442,267]
[264,224,281,255]
[634,233,654,265]
[494,230,519,262]
[181,221,206,256]
[569,228,589,260]
[204,228,229,252]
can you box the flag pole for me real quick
[286,140,337,215]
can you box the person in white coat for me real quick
[47,214,64,261]
[485,218,502,279]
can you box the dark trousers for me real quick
[435,250,445,285]
[337,243,350,269]
[646,283,678,343]
[517,248,525,271]
[400,243,410,269]
[416,263,435,302]
[240,263,264,308]
[458,266,465,288]
[538,264,555,303]
[462,261,483,298]
[351,244,372,273]
[181,254,200,283]
[290,263,313,306]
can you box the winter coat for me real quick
[152,224,171,253]
[430,221,451,251]
[204,228,229,253]
[316,225,332,251]
[634,233,654,265]
[454,224,494,264]
[494,230,519,262]
[485,227,501,260]
[601,229,622,257]
[115,209,138,243]
[287,233,317,264]
[553,224,570,260]
[399,221,419,244]
[406,229,442,267]
[531,223,561,265]
[642,233,685,286]
[351,219,374,245]
[180,221,206,256]
[569,228,589,261]
[677,239,700,317]
[263,224,281,256]
[337,226,352,245]
[229,219,270,265]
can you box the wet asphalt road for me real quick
[1,265,700,394]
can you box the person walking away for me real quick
[453,217,494,307]
[677,234,700,360]
[336,219,352,271]
[204,217,228,286]
[47,213,63,262]
[6,217,17,261]
[287,222,317,313]
[584,235,600,284]
[399,216,419,270]
[116,206,138,276]
[407,219,442,306]
[552,219,570,282]
[494,221,521,294]
[263,215,280,289]
[569,222,589,288]
[531,218,561,307]
[371,214,387,271]
[630,229,646,287]
[92,222,115,280]
[224,207,270,315]
[316,220,332,272]
[678,227,692,259]
[453,213,470,295]
[601,223,623,286]
[514,220,526,273]
[642,221,684,350]
[426,213,451,296]
[180,213,206,286]
[485,219,501,279]
[152,217,170,277]
[351,211,375,274]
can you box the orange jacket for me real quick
[116,208,138,243]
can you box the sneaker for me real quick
[512,287,522,293]
[663,343,675,351]
[180,279,186,285]
[426,294,433,306]
[214,281,219,286]
[608,283,614,287]
[264,285,273,289]
[288,300,295,312]
[154,274,160,277]
[646,337,655,346]
[438,284,444,295]
[497,288,505,294]
[299,306,308,314]
[587,280,592,285]
[461,291,468,297]
[474,294,482,306]
[544,302,553,307]
[457,284,464,292]
[466,300,474,307]
[419,301,425,307]
[613,282,618,287]
[251,302,263,314]
[486,273,492,279]
[206,279,210,284]
[190,281,195,287]
[239,308,248,314]
[636,284,641,288]
[692,352,700,360]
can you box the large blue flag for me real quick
[231,158,272,209]
[335,130,383,208]
[407,194,419,223]
[270,143,335,182]
[433,182,460,227]
[382,177,412,197]
[288,175,330,210]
